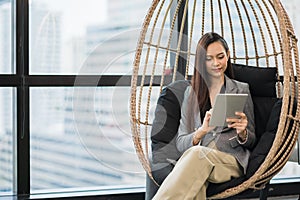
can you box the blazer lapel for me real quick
[225,75,238,94]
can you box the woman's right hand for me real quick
[201,109,214,132]
[193,110,214,145]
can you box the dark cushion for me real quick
[246,97,297,178]
[232,64,278,140]
[147,80,190,200]
[232,64,277,97]
[246,98,282,178]
[207,176,246,197]
[252,97,279,140]
[151,80,190,164]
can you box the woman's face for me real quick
[205,41,229,80]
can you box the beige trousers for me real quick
[152,145,243,200]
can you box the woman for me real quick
[153,32,256,199]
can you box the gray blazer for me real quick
[176,76,256,173]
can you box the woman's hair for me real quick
[190,32,234,122]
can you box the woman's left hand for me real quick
[226,112,248,140]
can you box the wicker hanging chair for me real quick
[130,0,300,198]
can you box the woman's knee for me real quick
[185,145,214,159]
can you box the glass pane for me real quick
[30,87,147,193]
[273,161,300,180]
[0,0,13,74]
[0,88,15,196]
[29,0,151,75]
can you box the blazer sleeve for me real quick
[176,86,200,153]
[237,83,256,149]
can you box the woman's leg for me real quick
[194,182,208,200]
[152,146,242,200]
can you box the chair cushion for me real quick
[246,97,297,178]
[246,98,282,178]
[232,64,277,97]
[151,80,190,164]
[232,64,278,140]
[252,97,279,140]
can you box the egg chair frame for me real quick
[130,0,300,198]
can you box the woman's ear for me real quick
[227,50,230,60]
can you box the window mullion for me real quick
[16,0,30,197]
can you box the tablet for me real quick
[209,93,248,127]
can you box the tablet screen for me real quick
[209,93,248,127]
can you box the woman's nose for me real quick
[213,58,219,66]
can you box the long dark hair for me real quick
[190,32,234,122]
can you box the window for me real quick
[30,87,144,192]
[0,0,15,196]
[0,0,13,74]
[0,0,152,197]
[0,88,15,196]
[28,0,151,195]
[0,0,299,198]
[29,0,148,75]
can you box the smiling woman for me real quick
[205,42,228,79]
[152,32,256,200]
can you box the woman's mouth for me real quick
[212,67,222,72]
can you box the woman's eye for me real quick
[218,56,224,59]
